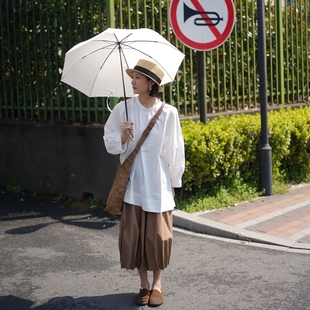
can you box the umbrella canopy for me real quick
[61,28,185,98]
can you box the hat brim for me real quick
[126,68,163,92]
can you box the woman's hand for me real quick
[120,121,134,143]
[172,187,175,198]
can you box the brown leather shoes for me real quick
[149,289,164,307]
[135,288,150,306]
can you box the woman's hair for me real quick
[147,78,160,97]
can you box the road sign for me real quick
[170,0,235,51]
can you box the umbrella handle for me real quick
[106,98,113,113]
[106,95,134,141]
[127,130,134,142]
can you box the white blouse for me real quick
[103,97,185,213]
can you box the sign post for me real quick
[197,51,206,123]
[170,0,235,123]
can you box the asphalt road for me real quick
[1,193,310,310]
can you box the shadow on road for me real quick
[0,293,141,310]
[0,192,119,235]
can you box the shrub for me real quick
[181,107,310,198]
[269,108,310,183]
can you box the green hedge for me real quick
[181,107,310,195]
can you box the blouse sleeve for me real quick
[103,102,128,155]
[162,107,185,188]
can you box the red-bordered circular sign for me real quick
[170,0,235,51]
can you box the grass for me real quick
[175,179,292,214]
[3,185,103,211]
[3,178,306,214]
[5,185,24,195]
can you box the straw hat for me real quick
[126,59,164,92]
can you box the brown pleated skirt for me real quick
[118,202,173,271]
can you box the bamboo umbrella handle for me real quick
[127,130,134,141]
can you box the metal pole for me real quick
[257,0,272,196]
[106,0,118,110]
[106,0,115,28]
[197,51,206,123]
[275,0,284,105]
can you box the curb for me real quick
[173,209,310,251]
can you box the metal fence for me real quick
[0,0,309,124]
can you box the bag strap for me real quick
[127,102,165,159]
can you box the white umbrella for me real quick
[61,28,185,116]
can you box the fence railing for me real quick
[0,0,309,124]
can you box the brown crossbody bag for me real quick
[105,103,164,216]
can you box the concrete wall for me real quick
[0,122,118,202]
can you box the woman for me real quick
[103,59,185,307]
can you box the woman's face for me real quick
[131,71,154,95]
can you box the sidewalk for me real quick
[173,183,310,251]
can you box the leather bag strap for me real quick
[125,102,165,161]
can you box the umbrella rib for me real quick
[113,33,130,121]
[120,39,181,53]
[81,42,118,59]
[88,44,119,96]
[113,34,133,70]
[90,32,132,47]
[61,42,119,82]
